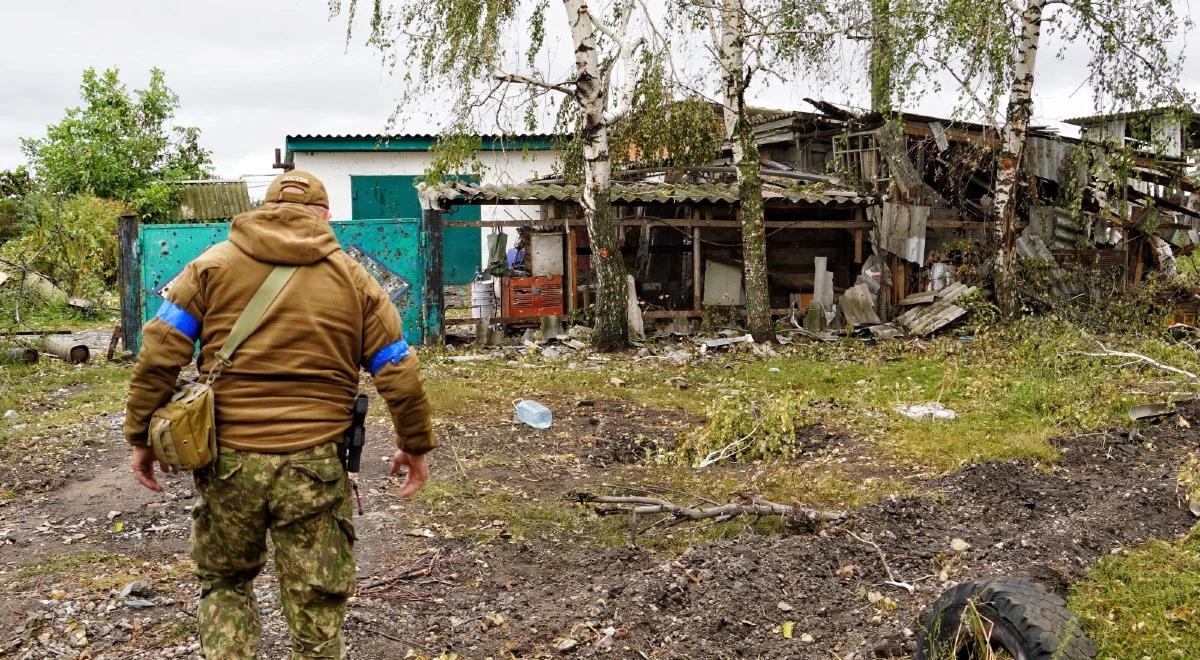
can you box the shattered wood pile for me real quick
[896,283,978,336]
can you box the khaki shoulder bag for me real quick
[148,265,299,470]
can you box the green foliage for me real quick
[1069,525,1200,658]
[927,0,1191,120]
[672,391,817,466]
[0,193,129,298]
[0,167,36,241]
[423,129,488,185]
[1013,262,1174,335]
[20,68,211,218]
[554,55,724,181]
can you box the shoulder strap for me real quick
[214,265,299,365]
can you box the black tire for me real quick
[915,576,1096,660]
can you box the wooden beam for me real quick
[445,218,871,230]
[693,227,703,312]
[422,207,445,346]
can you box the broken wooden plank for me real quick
[898,291,939,306]
[898,285,977,336]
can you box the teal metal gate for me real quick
[131,218,427,352]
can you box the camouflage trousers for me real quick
[190,442,356,659]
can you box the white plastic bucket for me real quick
[472,279,496,319]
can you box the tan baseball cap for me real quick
[265,170,329,208]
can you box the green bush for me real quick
[0,193,129,299]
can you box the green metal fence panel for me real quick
[134,218,427,353]
[350,175,481,285]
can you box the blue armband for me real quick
[154,300,201,341]
[368,339,410,375]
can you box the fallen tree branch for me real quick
[1073,341,1198,382]
[573,492,846,527]
[697,420,762,468]
[842,528,915,593]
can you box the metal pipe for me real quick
[41,336,90,365]
[2,348,38,365]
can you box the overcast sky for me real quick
[1,1,1197,190]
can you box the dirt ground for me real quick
[0,343,1196,658]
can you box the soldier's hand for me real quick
[131,445,171,492]
[390,450,428,498]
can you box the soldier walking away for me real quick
[124,171,436,659]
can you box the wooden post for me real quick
[117,215,142,354]
[567,226,578,313]
[853,209,865,264]
[422,207,445,346]
[693,227,703,312]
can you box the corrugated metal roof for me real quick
[1064,106,1196,126]
[286,133,559,141]
[170,181,251,221]
[429,180,871,207]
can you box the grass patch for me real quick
[408,477,631,548]
[408,459,908,552]
[12,549,188,594]
[0,359,131,452]
[631,463,909,512]
[422,318,1199,472]
[16,549,122,580]
[1068,525,1200,658]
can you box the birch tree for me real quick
[665,1,845,342]
[929,0,1191,315]
[334,0,648,350]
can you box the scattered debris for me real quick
[1129,402,1175,422]
[1,347,38,365]
[866,323,905,340]
[840,282,882,326]
[896,283,977,337]
[446,354,494,363]
[894,402,958,421]
[696,334,754,351]
[118,580,154,599]
[2,410,17,420]
[573,492,845,539]
[40,335,90,365]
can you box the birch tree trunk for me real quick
[869,0,894,113]
[992,0,1045,316]
[565,0,629,350]
[720,0,773,342]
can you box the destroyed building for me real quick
[416,101,1200,339]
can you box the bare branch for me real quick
[1072,342,1199,382]
[842,529,915,592]
[595,0,645,125]
[492,67,575,96]
[573,492,847,526]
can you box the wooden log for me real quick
[41,336,89,364]
[0,259,92,310]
